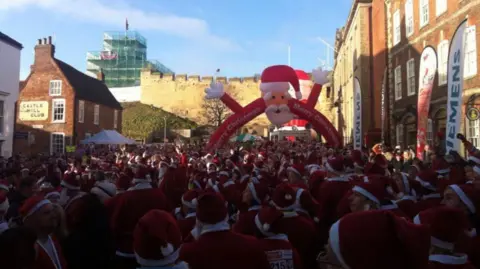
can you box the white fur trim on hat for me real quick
[468,155,480,164]
[135,247,180,267]
[473,165,480,176]
[329,220,351,269]
[352,185,380,205]
[260,81,290,93]
[219,171,229,177]
[23,199,51,222]
[0,198,9,212]
[295,91,302,99]
[400,173,411,194]
[413,215,455,251]
[429,254,468,265]
[436,168,450,174]
[254,214,276,237]
[181,196,198,209]
[414,176,436,192]
[449,184,476,214]
[45,192,60,200]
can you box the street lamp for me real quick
[163,116,167,143]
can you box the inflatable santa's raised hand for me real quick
[311,67,329,85]
[204,82,225,99]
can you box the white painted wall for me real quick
[108,86,141,102]
[0,40,21,157]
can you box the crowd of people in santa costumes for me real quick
[0,129,479,269]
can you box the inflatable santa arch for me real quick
[204,65,342,151]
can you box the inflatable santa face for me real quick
[260,65,302,126]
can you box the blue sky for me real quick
[0,0,352,80]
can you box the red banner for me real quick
[416,46,438,160]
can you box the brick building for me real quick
[332,0,387,146]
[15,36,123,155]
[386,0,479,149]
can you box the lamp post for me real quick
[163,116,167,143]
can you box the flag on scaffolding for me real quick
[100,51,118,60]
[126,18,129,31]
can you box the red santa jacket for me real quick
[180,230,270,269]
[176,213,196,241]
[256,235,302,269]
[275,214,320,269]
[415,193,442,213]
[429,254,476,269]
[34,236,68,269]
[232,205,261,236]
[395,196,418,219]
[110,188,168,257]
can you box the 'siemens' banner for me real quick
[353,77,362,150]
[446,19,468,154]
[381,67,387,142]
[416,46,438,160]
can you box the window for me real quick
[407,59,416,96]
[405,0,414,37]
[114,110,118,129]
[50,133,65,155]
[464,26,477,78]
[94,104,99,125]
[78,100,84,123]
[52,99,65,123]
[467,118,480,148]
[427,119,433,146]
[438,40,449,85]
[49,80,62,96]
[436,0,447,16]
[0,100,4,135]
[420,0,429,28]
[396,124,404,146]
[393,10,401,45]
[395,65,402,100]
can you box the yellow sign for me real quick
[19,101,49,121]
[66,146,76,153]
[467,107,480,121]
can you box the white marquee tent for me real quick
[80,130,135,145]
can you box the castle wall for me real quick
[140,70,336,136]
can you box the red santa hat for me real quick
[61,173,81,190]
[133,210,182,267]
[286,164,305,177]
[414,169,438,192]
[351,176,387,206]
[19,195,52,222]
[431,158,450,175]
[91,181,117,200]
[413,206,469,251]
[325,156,344,174]
[133,166,151,184]
[247,182,270,204]
[254,206,285,237]
[39,182,61,201]
[328,210,430,269]
[196,192,228,225]
[447,184,478,215]
[467,151,480,165]
[116,174,132,191]
[0,179,9,192]
[260,65,301,99]
[181,190,200,209]
[271,183,297,211]
[0,193,9,213]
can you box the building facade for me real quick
[15,36,123,155]
[86,31,173,88]
[386,0,479,149]
[0,32,23,157]
[333,0,385,146]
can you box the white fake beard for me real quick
[265,104,294,126]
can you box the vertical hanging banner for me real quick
[416,46,438,160]
[353,77,362,150]
[446,19,468,154]
[381,67,387,142]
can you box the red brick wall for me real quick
[75,99,122,143]
[372,0,388,131]
[14,43,75,155]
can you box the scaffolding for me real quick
[86,31,173,88]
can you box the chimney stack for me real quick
[33,36,56,70]
[97,69,105,83]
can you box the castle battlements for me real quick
[141,69,261,84]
